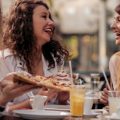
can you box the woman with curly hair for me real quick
[0,0,69,111]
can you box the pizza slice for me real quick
[13,73,70,92]
[34,76,70,92]
[14,72,37,85]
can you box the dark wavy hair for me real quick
[3,0,69,73]
[115,4,120,14]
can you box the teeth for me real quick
[45,28,52,32]
[116,35,120,39]
[115,32,120,36]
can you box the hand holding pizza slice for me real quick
[13,72,70,92]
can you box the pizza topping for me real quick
[58,80,71,86]
[13,72,70,92]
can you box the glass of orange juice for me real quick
[70,85,85,117]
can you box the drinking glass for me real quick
[90,73,100,109]
[108,91,120,114]
[70,85,85,117]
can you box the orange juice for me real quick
[70,85,85,116]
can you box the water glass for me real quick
[108,91,120,114]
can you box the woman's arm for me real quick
[109,53,120,90]
[0,73,35,106]
[7,99,31,112]
[100,53,120,105]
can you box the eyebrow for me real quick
[41,11,49,15]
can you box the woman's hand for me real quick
[99,88,109,105]
[57,91,69,105]
[38,88,69,105]
[6,99,31,112]
[37,87,58,103]
[0,73,35,105]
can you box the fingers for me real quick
[100,88,109,105]
[38,87,49,96]
[1,79,35,100]
[38,88,58,102]
[47,92,57,102]
[0,73,16,88]
[11,85,35,95]
[1,82,15,93]
[100,96,108,105]
[103,88,109,96]
[13,84,34,92]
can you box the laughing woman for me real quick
[100,4,120,104]
[0,0,69,111]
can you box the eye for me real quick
[42,15,47,19]
[49,14,53,21]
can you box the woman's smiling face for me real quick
[32,5,55,47]
[111,14,120,45]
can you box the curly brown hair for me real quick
[3,0,69,73]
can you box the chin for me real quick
[42,38,50,45]
[115,39,120,45]
[45,37,51,42]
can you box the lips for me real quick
[115,33,120,45]
[116,36,120,40]
[115,33,120,39]
[44,27,54,37]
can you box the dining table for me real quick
[0,106,113,120]
[0,112,107,120]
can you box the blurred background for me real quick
[0,0,120,75]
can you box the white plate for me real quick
[105,116,120,120]
[45,105,70,111]
[105,114,120,120]
[84,110,101,117]
[14,109,70,120]
[110,117,120,120]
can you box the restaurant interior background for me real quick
[0,0,120,75]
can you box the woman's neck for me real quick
[32,46,42,62]
[32,59,44,76]
[31,48,44,76]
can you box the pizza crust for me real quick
[14,74,37,85]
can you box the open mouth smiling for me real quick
[44,27,54,37]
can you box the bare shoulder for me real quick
[114,51,120,56]
[109,52,120,66]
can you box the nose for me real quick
[111,21,117,32]
[48,18,55,27]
